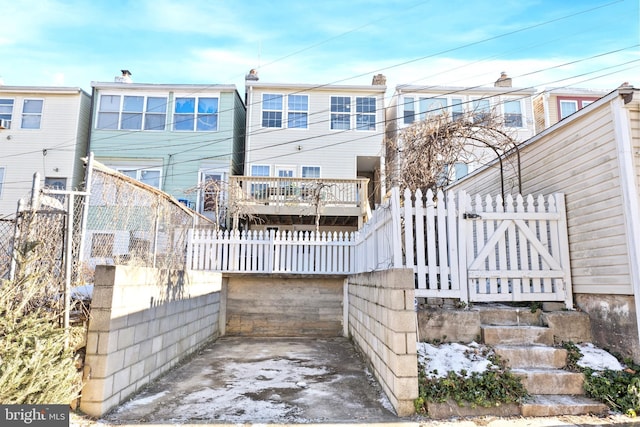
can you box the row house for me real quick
[533,86,609,133]
[234,72,387,232]
[385,73,537,188]
[89,71,246,225]
[0,85,91,217]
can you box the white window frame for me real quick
[173,95,219,132]
[472,98,491,124]
[261,93,283,128]
[116,167,162,189]
[403,96,415,124]
[331,95,377,131]
[330,96,351,130]
[0,98,14,128]
[301,165,321,178]
[21,98,44,129]
[287,94,308,129]
[503,99,523,128]
[559,100,578,119]
[96,94,168,131]
[198,170,225,216]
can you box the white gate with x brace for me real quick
[398,189,573,309]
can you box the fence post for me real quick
[63,193,75,348]
[390,187,403,268]
[457,191,469,305]
[554,193,574,309]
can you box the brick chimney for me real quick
[494,71,512,88]
[372,74,386,85]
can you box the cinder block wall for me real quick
[225,275,344,336]
[80,266,225,417]
[347,268,418,417]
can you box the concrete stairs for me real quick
[478,305,608,417]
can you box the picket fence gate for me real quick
[186,188,573,307]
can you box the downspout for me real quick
[611,90,640,354]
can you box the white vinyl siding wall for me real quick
[246,86,385,179]
[449,98,634,295]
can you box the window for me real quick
[0,99,14,127]
[403,97,415,124]
[419,97,446,120]
[559,100,578,119]
[96,95,168,130]
[21,99,43,129]
[250,165,270,197]
[262,93,283,128]
[356,97,376,130]
[453,163,468,180]
[97,95,120,129]
[118,168,161,189]
[174,97,218,131]
[302,166,320,178]
[331,96,351,130]
[451,98,464,121]
[200,172,224,213]
[287,94,308,129]
[0,167,4,197]
[472,99,491,124]
[503,100,523,127]
[91,233,114,257]
[121,96,144,130]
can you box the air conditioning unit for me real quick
[0,119,10,129]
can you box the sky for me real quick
[1,0,639,97]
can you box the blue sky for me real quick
[1,0,638,95]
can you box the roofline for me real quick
[244,81,387,92]
[91,82,239,92]
[0,86,90,96]
[450,86,638,186]
[394,84,536,95]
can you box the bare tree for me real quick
[388,109,520,193]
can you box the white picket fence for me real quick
[186,188,572,307]
[187,229,356,274]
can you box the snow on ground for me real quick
[576,343,625,371]
[418,341,625,378]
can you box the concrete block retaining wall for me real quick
[347,268,418,417]
[80,266,225,417]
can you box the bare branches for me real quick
[390,109,518,193]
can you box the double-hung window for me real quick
[97,95,168,130]
[21,99,43,129]
[331,96,351,130]
[559,100,578,119]
[472,99,491,124]
[174,97,218,131]
[262,94,283,128]
[503,99,523,127]
[250,165,270,197]
[118,168,162,189]
[419,97,446,120]
[403,97,415,124]
[301,166,320,178]
[451,98,464,121]
[287,95,308,129]
[0,99,14,129]
[356,97,376,130]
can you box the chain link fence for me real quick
[81,162,204,281]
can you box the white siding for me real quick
[0,89,89,217]
[450,94,636,295]
[245,85,385,179]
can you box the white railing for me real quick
[187,229,356,274]
[186,188,572,307]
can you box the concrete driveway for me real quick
[100,336,400,424]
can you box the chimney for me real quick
[115,69,133,83]
[494,71,512,88]
[245,69,259,81]
[372,74,386,85]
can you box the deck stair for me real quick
[478,305,608,417]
